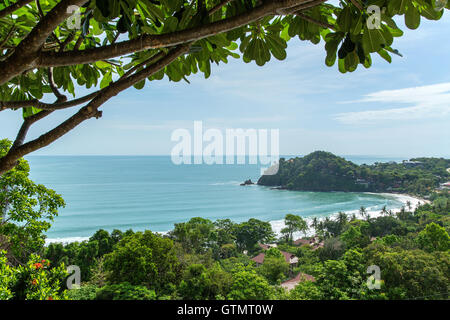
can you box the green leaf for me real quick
[163,16,179,33]
[336,7,353,32]
[377,49,392,63]
[133,79,145,90]
[338,58,347,73]
[417,0,444,20]
[265,34,287,61]
[405,4,421,29]
[351,14,363,35]
[325,33,345,66]
[22,107,41,119]
[100,71,112,89]
[96,0,111,18]
[344,51,358,72]
[95,61,111,69]
[362,27,390,53]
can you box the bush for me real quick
[95,283,156,300]
[417,222,450,252]
[227,265,273,300]
[104,231,180,291]
[67,284,98,300]
[0,250,68,300]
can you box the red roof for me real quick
[282,272,316,284]
[281,251,296,263]
[251,252,265,264]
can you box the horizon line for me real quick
[25,154,450,159]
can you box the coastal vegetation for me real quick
[258,151,450,196]
[1,143,449,300]
[2,194,448,300]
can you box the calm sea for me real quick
[24,155,410,242]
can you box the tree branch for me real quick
[84,45,190,113]
[0,90,101,111]
[0,0,89,85]
[59,32,75,52]
[35,0,44,18]
[349,0,363,11]
[295,12,335,30]
[47,68,67,102]
[9,65,67,151]
[0,0,34,19]
[208,0,234,15]
[36,0,316,68]
[73,34,84,51]
[121,51,166,79]
[10,110,53,151]
[0,0,333,174]
[277,0,327,15]
[0,45,189,175]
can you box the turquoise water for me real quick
[25,155,407,240]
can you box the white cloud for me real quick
[335,82,450,124]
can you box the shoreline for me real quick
[368,192,430,206]
[45,192,428,245]
[270,192,430,239]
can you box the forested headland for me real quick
[258,151,450,196]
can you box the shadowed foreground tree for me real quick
[103,230,181,293]
[0,139,65,264]
[0,0,449,173]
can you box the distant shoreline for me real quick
[269,192,428,239]
[371,192,430,205]
[263,184,431,205]
[45,190,423,245]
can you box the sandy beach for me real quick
[271,192,432,239]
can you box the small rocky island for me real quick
[240,179,254,186]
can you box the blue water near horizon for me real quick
[25,155,409,240]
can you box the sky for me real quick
[1,14,450,158]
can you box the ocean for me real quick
[24,155,416,243]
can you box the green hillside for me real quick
[258,151,450,196]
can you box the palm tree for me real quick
[359,206,367,219]
[337,212,348,226]
[311,217,319,231]
[397,206,408,220]
[380,205,388,216]
[315,221,324,238]
[406,200,412,211]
